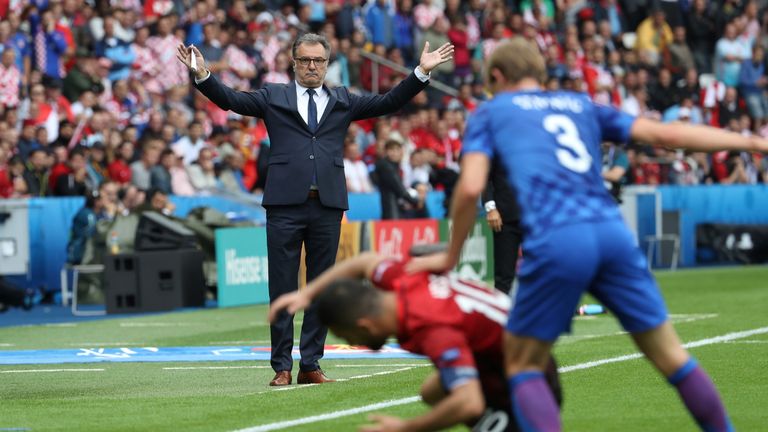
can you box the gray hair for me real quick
[292,33,331,58]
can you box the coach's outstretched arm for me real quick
[267,252,387,322]
[631,117,768,152]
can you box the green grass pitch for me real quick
[1,266,767,431]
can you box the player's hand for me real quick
[176,43,208,80]
[418,41,454,74]
[486,209,503,232]
[359,414,408,432]
[267,292,309,323]
[405,251,455,275]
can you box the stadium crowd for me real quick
[1,0,768,209]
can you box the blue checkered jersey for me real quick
[463,90,636,238]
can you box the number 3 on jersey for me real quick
[543,114,592,173]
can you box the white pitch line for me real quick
[334,363,430,368]
[233,325,768,432]
[119,322,196,327]
[0,343,15,347]
[725,340,768,344]
[1,368,105,374]
[560,326,768,373]
[164,365,274,371]
[232,397,422,432]
[247,366,427,397]
[67,342,145,346]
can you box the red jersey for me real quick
[371,259,510,410]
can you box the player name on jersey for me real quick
[511,94,584,113]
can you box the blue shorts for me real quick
[507,220,668,342]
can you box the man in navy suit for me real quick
[177,34,453,386]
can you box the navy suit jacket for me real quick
[195,73,429,210]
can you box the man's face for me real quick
[294,42,329,88]
[151,192,168,211]
[70,154,85,171]
[31,152,47,170]
[386,145,403,163]
[331,325,387,351]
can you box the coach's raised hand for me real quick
[176,43,208,81]
[418,41,454,75]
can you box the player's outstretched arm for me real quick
[359,380,485,432]
[267,252,388,322]
[630,117,768,153]
[407,153,490,274]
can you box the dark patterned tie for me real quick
[307,88,318,132]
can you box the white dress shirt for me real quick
[295,81,329,127]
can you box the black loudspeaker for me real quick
[104,254,141,313]
[135,211,197,251]
[104,250,206,314]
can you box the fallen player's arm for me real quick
[402,379,485,431]
[630,117,768,153]
[267,252,388,321]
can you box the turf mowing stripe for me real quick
[1,368,105,373]
[231,397,422,432]
[164,366,274,370]
[234,325,768,431]
[560,326,768,372]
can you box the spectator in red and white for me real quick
[343,135,373,193]
[583,45,616,106]
[172,121,207,166]
[143,0,176,25]
[0,48,21,108]
[433,119,460,172]
[413,0,444,33]
[108,141,133,184]
[130,25,163,95]
[147,14,188,92]
[715,21,750,88]
[262,50,291,85]
[220,29,257,91]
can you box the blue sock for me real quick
[509,371,561,432]
[668,358,734,432]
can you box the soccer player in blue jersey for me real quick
[409,37,764,431]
